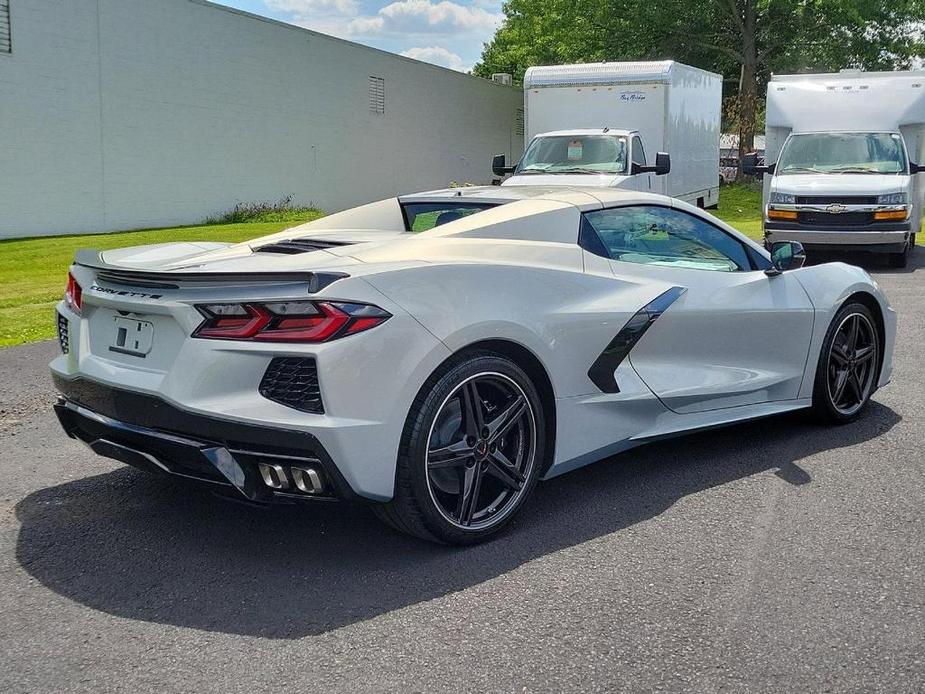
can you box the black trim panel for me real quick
[51,375,362,502]
[578,215,609,258]
[587,287,686,393]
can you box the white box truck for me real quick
[492,61,722,207]
[744,70,925,267]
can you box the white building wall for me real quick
[0,0,523,238]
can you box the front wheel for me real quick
[888,234,914,268]
[811,303,880,423]
[374,352,545,544]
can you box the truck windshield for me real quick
[516,135,628,175]
[776,132,907,175]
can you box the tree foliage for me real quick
[475,0,925,177]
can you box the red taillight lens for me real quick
[65,272,82,315]
[192,300,390,342]
[193,304,271,339]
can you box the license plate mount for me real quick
[109,316,154,357]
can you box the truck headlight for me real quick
[769,192,796,204]
[876,192,907,205]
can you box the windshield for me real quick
[516,135,628,175]
[401,202,498,232]
[776,132,908,175]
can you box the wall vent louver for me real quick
[0,0,11,54]
[369,76,385,115]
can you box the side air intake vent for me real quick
[259,357,324,414]
[254,239,348,255]
[56,312,70,354]
[588,287,686,393]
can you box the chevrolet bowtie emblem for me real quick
[826,203,848,214]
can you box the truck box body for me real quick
[518,61,722,205]
[761,70,925,265]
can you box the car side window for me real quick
[631,136,646,167]
[582,205,752,272]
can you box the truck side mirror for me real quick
[653,152,670,176]
[910,161,925,174]
[742,152,775,179]
[492,154,515,176]
[766,241,806,276]
[631,152,671,176]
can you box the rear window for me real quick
[401,203,498,232]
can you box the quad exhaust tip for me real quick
[257,462,324,494]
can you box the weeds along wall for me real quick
[0,0,523,238]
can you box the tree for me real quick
[475,0,925,179]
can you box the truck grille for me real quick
[56,312,70,354]
[795,195,878,205]
[259,357,324,414]
[798,211,873,227]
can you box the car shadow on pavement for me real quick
[14,402,899,639]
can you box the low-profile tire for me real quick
[810,302,881,424]
[374,351,545,545]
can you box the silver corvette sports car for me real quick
[51,186,896,544]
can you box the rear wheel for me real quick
[811,303,880,423]
[374,352,544,544]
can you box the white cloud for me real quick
[400,46,468,71]
[265,0,358,16]
[347,16,385,33]
[348,0,503,36]
[263,0,358,38]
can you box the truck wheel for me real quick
[888,235,913,268]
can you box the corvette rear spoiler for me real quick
[73,249,348,293]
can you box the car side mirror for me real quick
[910,161,924,174]
[492,154,515,176]
[766,241,806,276]
[631,152,671,176]
[742,152,775,179]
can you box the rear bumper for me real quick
[764,222,911,252]
[53,375,364,504]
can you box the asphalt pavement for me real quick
[0,252,922,693]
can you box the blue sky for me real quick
[213,0,504,72]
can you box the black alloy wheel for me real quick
[425,373,535,530]
[812,303,880,422]
[375,352,544,544]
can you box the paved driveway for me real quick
[1,254,922,693]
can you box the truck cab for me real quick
[494,129,669,190]
[489,61,721,207]
[748,70,925,268]
[748,130,920,268]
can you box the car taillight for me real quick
[64,272,82,315]
[192,300,390,342]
